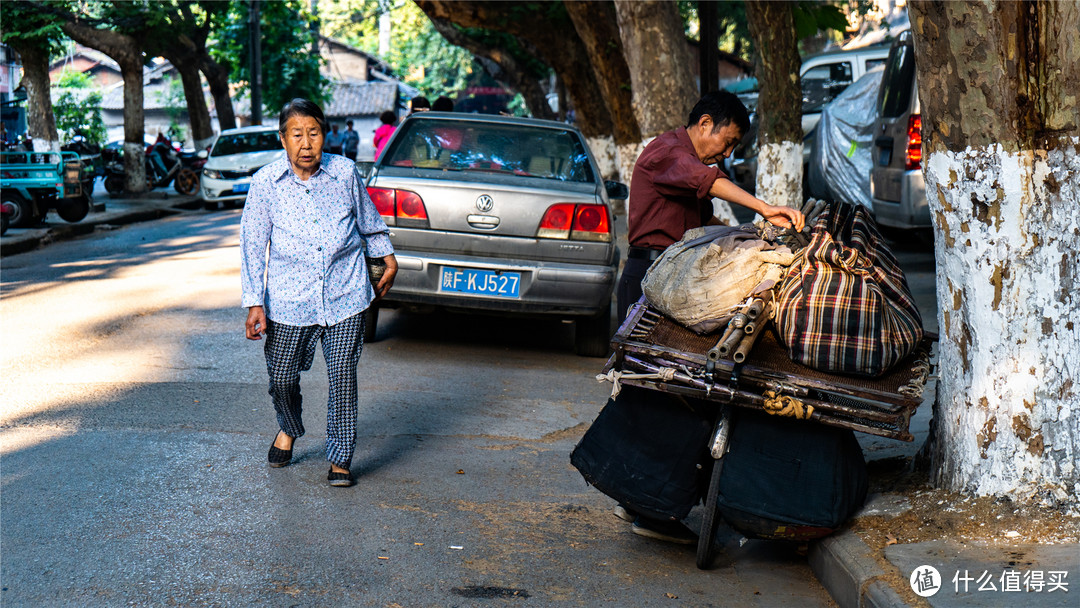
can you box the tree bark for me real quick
[201,56,237,132]
[60,19,147,193]
[425,17,556,121]
[745,1,803,209]
[611,0,696,138]
[910,1,1080,505]
[151,6,216,150]
[414,1,613,140]
[7,40,59,152]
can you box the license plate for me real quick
[440,266,521,298]
[234,183,250,193]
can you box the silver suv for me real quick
[365,112,626,356]
[870,30,931,232]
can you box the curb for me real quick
[1,195,198,257]
[810,530,913,608]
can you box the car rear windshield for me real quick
[211,132,282,157]
[382,120,595,183]
[878,38,916,119]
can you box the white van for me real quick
[729,44,892,193]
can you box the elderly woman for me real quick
[240,98,398,487]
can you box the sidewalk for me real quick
[613,206,1077,608]
[0,187,202,257]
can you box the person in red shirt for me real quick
[373,111,397,159]
[616,90,804,324]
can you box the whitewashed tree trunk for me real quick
[754,141,803,209]
[912,1,1080,507]
[925,141,1080,506]
[745,2,803,211]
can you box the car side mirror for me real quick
[605,180,629,200]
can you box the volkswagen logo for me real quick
[476,194,494,212]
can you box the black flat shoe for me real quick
[328,468,354,487]
[268,441,292,468]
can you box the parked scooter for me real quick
[102,137,199,195]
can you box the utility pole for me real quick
[249,0,263,125]
[699,0,718,95]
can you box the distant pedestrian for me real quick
[432,96,454,112]
[241,98,398,488]
[409,95,430,115]
[325,123,344,155]
[373,111,397,159]
[342,119,360,161]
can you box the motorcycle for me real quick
[102,137,200,196]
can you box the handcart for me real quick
[600,297,936,569]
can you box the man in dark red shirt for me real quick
[616,91,805,323]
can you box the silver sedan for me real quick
[365,112,627,356]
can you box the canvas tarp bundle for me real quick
[642,225,795,334]
[775,201,923,377]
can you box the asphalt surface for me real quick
[1,202,836,606]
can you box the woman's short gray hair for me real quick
[278,98,328,134]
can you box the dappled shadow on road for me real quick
[0,213,242,300]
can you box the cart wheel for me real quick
[57,196,90,223]
[696,454,727,569]
[3,192,39,228]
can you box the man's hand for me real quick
[373,254,398,302]
[760,204,806,232]
[246,306,267,340]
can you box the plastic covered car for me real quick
[806,67,884,209]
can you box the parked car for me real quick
[870,30,931,233]
[729,44,892,193]
[364,112,627,356]
[200,126,283,209]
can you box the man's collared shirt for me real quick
[240,154,393,327]
[627,126,726,250]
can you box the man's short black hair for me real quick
[411,95,431,111]
[278,98,328,134]
[686,90,750,134]
[432,96,454,112]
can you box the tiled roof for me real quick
[323,81,399,118]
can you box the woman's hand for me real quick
[374,254,398,302]
[246,306,267,340]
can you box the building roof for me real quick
[323,81,399,118]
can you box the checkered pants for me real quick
[264,312,365,468]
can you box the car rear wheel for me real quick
[56,196,90,223]
[574,302,613,357]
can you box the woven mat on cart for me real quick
[602,297,936,442]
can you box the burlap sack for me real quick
[642,225,795,334]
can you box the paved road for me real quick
[1,209,835,607]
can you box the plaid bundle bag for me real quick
[774,202,923,377]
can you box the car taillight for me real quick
[397,190,428,220]
[905,114,922,171]
[367,186,395,219]
[538,203,611,242]
[366,186,429,226]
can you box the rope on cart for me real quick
[596,367,677,398]
[763,390,814,420]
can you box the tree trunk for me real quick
[8,41,59,152]
[425,17,556,121]
[60,20,147,193]
[414,1,615,141]
[202,56,236,132]
[164,52,215,150]
[910,1,1080,505]
[745,1,803,209]
[611,1,696,138]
